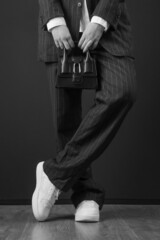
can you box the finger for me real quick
[78,34,85,48]
[91,41,98,50]
[83,40,93,53]
[54,40,60,48]
[81,38,89,50]
[68,38,75,48]
[59,40,64,49]
[63,40,71,50]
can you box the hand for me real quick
[78,23,104,52]
[51,25,75,50]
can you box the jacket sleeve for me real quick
[91,0,122,30]
[38,0,64,30]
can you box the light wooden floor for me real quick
[0,205,160,240]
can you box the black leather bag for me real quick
[56,43,98,89]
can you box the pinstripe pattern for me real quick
[43,43,136,192]
[40,0,136,204]
[37,0,133,62]
[45,62,105,209]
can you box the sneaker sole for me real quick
[75,214,99,222]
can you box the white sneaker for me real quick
[75,200,100,222]
[32,161,60,221]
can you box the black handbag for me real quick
[56,43,98,89]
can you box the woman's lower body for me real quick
[43,44,136,211]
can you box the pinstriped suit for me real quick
[38,0,136,210]
[38,0,133,62]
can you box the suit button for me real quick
[78,2,82,7]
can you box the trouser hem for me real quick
[71,192,105,210]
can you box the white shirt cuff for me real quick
[47,17,66,32]
[91,16,109,32]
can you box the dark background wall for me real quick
[0,0,160,203]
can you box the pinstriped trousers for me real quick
[43,44,136,210]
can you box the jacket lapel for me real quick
[86,0,97,18]
[86,0,92,18]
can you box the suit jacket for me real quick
[37,0,134,62]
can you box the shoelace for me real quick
[40,187,60,208]
[41,172,61,202]
[54,189,61,200]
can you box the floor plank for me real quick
[0,205,160,240]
